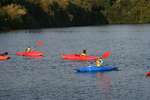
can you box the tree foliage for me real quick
[0,0,108,30]
[105,0,150,23]
[0,0,149,30]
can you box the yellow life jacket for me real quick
[96,59,103,67]
[80,53,86,56]
[25,48,32,52]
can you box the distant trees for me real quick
[0,9,9,30]
[0,0,149,30]
[0,0,108,30]
[104,0,150,23]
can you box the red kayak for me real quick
[145,71,150,76]
[16,50,44,57]
[61,51,111,61]
[61,54,98,61]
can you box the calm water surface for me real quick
[0,24,150,100]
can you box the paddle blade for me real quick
[36,40,44,46]
[100,51,111,59]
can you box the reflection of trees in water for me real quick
[96,73,112,99]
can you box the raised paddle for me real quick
[36,40,44,47]
[100,51,111,59]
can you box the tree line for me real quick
[0,0,149,30]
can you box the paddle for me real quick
[100,51,111,59]
[36,40,44,47]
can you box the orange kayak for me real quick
[0,55,10,61]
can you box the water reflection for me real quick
[96,73,112,100]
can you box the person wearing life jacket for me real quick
[0,52,8,56]
[80,49,87,56]
[0,52,10,59]
[96,57,103,67]
[25,47,32,52]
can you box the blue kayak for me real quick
[76,66,118,72]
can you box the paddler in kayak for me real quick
[0,52,8,56]
[0,52,10,59]
[96,57,103,67]
[25,47,32,52]
[80,49,87,56]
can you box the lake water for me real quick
[0,24,150,100]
